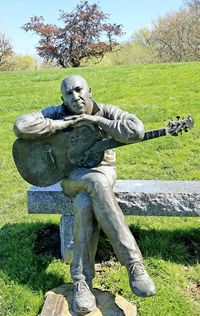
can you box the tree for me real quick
[129,0,200,63]
[130,28,153,49]
[0,33,13,71]
[183,0,200,60]
[22,1,123,68]
[150,2,200,62]
[150,10,190,62]
[185,0,200,11]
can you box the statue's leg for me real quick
[62,177,99,314]
[71,192,100,285]
[62,167,141,267]
[62,167,156,298]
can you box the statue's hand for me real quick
[65,114,97,128]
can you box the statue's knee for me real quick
[86,173,110,194]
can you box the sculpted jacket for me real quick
[13,101,144,167]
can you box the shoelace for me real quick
[75,280,90,293]
[129,261,146,277]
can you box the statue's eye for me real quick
[75,87,82,93]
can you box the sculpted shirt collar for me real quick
[91,100,101,115]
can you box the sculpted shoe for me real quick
[72,280,96,315]
[127,261,156,297]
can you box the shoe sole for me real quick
[72,302,97,315]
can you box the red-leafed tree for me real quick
[22,1,123,68]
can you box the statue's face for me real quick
[61,76,93,115]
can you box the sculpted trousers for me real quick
[61,166,142,284]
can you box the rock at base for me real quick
[39,283,137,316]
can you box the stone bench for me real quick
[27,180,200,262]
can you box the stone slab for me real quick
[60,214,74,262]
[28,183,73,214]
[28,180,200,216]
[28,180,200,262]
[40,283,137,316]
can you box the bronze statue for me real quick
[14,75,157,314]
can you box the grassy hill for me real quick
[0,62,199,315]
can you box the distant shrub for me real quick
[106,43,158,65]
[83,43,158,66]
[11,54,38,70]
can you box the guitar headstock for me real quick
[166,116,194,136]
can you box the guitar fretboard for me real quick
[92,128,167,153]
[142,128,167,141]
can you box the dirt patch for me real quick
[96,230,116,262]
[195,284,200,294]
[189,281,200,296]
[33,224,61,258]
[33,224,116,262]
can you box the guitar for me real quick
[12,116,194,187]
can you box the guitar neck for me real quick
[141,127,167,142]
[94,128,167,152]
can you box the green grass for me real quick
[0,62,200,315]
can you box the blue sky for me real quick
[0,0,184,56]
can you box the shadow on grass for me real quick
[0,221,199,293]
[97,224,200,264]
[129,223,200,264]
[0,222,64,293]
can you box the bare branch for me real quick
[0,33,13,71]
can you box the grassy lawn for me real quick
[0,62,199,315]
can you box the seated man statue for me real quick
[14,75,156,315]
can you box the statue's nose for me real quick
[72,91,79,100]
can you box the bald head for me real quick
[61,75,89,94]
[61,75,93,114]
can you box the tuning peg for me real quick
[170,122,176,127]
[182,123,188,132]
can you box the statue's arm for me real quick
[70,104,144,144]
[13,111,73,139]
[94,110,144,144]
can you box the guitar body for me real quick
[13,125,104,186]
[12,116,194,187]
